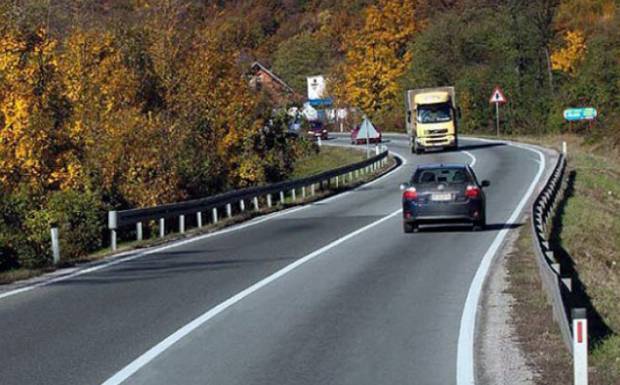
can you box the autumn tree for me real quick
[272,32,332,93]
[334,0,417,120]
[0,27,75,191]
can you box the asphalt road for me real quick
[0,135,549,385]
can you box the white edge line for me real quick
[0,145,405,301]
[101,208,403,385]
[456,141,546,385]
[463,151,476,168]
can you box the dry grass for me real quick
[501,134,620,384]
[505,223,572,385]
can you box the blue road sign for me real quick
[564,107,597,121]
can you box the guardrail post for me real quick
[108,211,118,251]
[279,191,285,204]
[562,277,573,292]
[240,199,245,212]
[197,212,202,228]
[212,208,218,223]
[159,218,165,238]
[253,197,259,211]
[226,203,232,218]
[136,222,143,241]
[50,227,60,264]
[311,184,315,196]
[336,176,339,188]
[572,308,588,385]
[267,194,272,208]
[563,141,567,155]
[179,215,185,233]
[291,189,296,201]
[302,186,306,199]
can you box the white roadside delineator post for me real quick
[197,212,203,228]
[136,222,143,241]
[573,308,588,385]
[212,208,218,224]
[179,215,185,233]
[159,218,165,238]
[253,197,259,211]
[50,227,60,264]
[563,141,568,155]
[108,211,118,251]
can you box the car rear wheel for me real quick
[473,216,486,231]
[403,222,418,233]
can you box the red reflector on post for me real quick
[577,321,583,343]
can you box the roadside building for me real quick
[248,62,300,106]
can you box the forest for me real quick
[1,0,618,269]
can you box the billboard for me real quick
[307,75,326,100]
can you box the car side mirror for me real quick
[400,183,409,191]
[481,180,490,188]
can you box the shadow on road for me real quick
[456,142,507,152]
[415,222,522,233]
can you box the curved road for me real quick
[0,136,550,385]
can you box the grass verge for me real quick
[502,134,619,384]
[506,222,572,384]
[0,146,394,286]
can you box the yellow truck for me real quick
[405,87,460,154]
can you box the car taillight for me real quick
[466,185,481,199]
[403,187,418,200]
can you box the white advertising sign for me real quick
[307,75,326,100]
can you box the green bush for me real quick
[33,190,104,263]
[0,191,38,270]
[0,189,104,270]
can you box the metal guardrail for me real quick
[108,146,390,250]
[530,151,574,352]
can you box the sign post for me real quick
[489,86,507,137]
[564,107,597,132]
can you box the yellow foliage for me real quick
[334,0,417,117]
[0,28,78,190]
[551,30,587,74]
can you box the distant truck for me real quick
[405,87,460,154]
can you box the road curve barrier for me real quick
[530,149,585,356]
[107,146,390,251]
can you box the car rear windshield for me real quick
[412,167,472,184]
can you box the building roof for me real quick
[250,61,295,94]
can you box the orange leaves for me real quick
[0,28,73,190]
[334,0,417,117]
[551,30,587,74]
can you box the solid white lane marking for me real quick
[456,142,546,385]
[100,208,403,385]
[463,151,476,168]
[0,143,405,301]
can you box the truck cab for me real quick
[406,87,459,154]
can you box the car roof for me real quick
[415,163,469,170]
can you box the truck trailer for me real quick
[405,87,460,154]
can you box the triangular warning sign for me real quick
[489,86,507,104]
